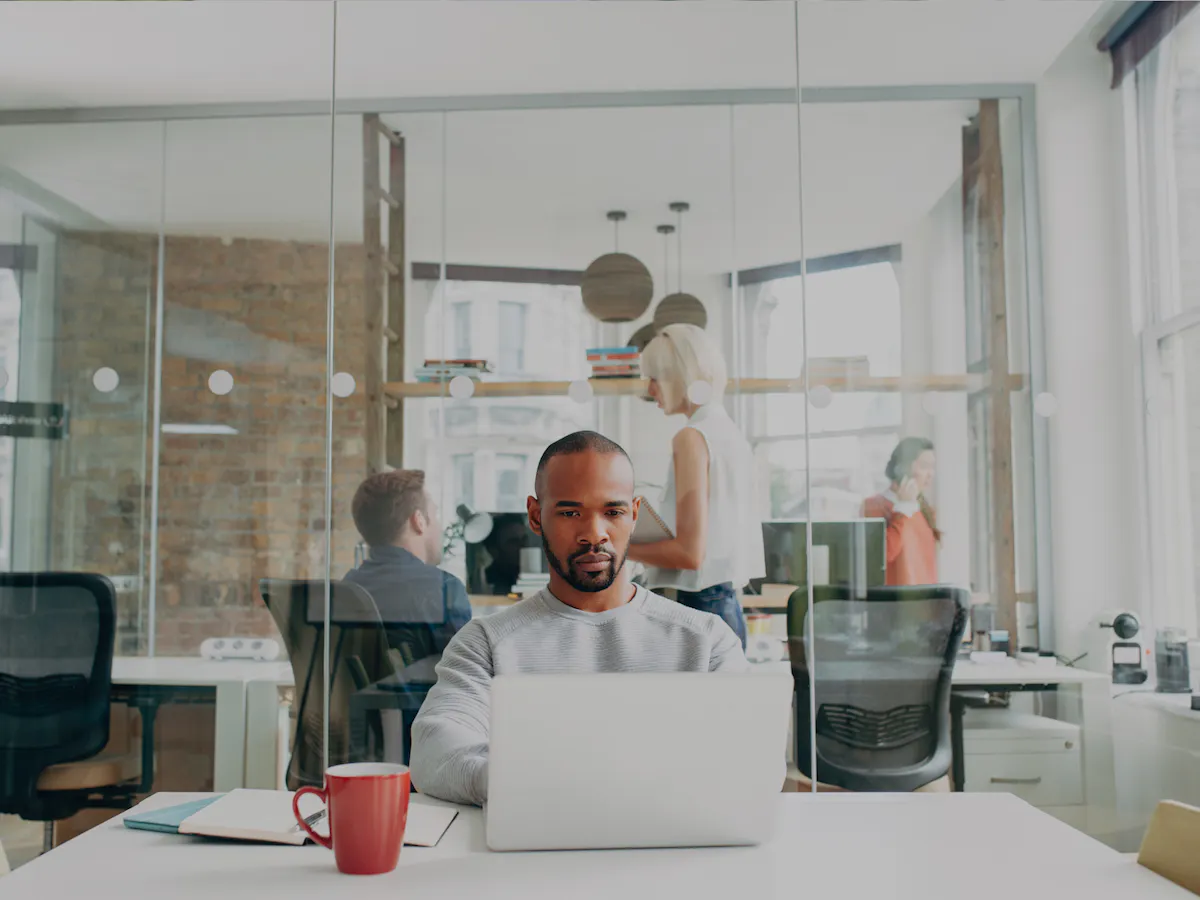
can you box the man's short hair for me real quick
[534,431,631,496]
[351,470,428,547]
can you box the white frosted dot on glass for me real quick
[687,380,714,406]
[448,374,475,400]
[108,541,124,556]
[809,384,833,409]
[92,367,120,393]
[208,369,234,396]
[567,379,593,404]
[921,392,941,416]
[1034,392,1058,418]
[331,372,356,398]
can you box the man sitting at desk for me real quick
[410,431,747,806]
[344,470,473,665]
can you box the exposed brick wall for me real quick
[53,232,369,655]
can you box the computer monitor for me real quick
[753,519,886,595]
[464,512,544,595]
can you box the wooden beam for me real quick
[410,261,583,286]
[385,133,406,469]
[371,117,402,146]
[362,113,387,476]
[376,187,400,210]
[970,99,1019,648]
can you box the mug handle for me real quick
[292,786,332,850]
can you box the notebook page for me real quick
[179,789,307,845]
[180,789,458,848]
[406,803,458,847]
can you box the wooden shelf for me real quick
[384,373,1025,400]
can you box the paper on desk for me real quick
[405,803,458,847]
[179,790,457,848]
[180,790,307,845]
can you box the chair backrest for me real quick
[259,579,396,789]
[1138,800,1200,894]
[0,573,116,812]
[788,583,967,792]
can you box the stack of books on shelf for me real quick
[415,359,494,383]
[586,346,641,380]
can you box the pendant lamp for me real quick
[653,201,707,330]
[581,210,654,323]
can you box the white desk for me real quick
[241,657,1117,811]
[772,657,1114,813]
[0,791,1185,899]
[948,661,1115,813]
[111,658,293,792]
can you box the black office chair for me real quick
[788,584,968,792]
[260,579,402,789]
[0,573,153,851]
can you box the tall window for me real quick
[451,302,472,359]
[497,301,527,373]
[755,261,903,519]
[419,278,599,572]
[495,454,527,512]
[452,453,474,510]
[1133,7,1200,635]
[0,268,20,571]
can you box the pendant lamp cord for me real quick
[676,208,684,293]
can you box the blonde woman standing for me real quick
[626,324,765,648]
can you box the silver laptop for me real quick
[486,671,793,851]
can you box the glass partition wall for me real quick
[1,0,1159,865]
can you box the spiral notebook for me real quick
[632,497,674,544]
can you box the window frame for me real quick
[745,253,906,523]
[1131,23,1200,636]
[451,300,472,359]
[496,300,528,375]
[494,452,528,513]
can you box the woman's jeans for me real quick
[675,582,746,650]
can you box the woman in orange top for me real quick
[862,437,941,586]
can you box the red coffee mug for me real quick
[293,763,411,875]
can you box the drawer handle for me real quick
[990,777,1043,786]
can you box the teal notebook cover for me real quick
[124,796,225,835]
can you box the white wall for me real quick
[1036,27,1141,660]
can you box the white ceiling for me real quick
[0,1,1104,110]
[0,99,976,270]
[0,1,1106,273]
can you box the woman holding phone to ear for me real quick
[862,437,941,586]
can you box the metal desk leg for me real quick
[950,695,966,792]
[348,692,370,763]
[212,680,248,792]
[244,680,286,789]
[131,696,160,793]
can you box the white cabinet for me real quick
[963,709,1084,808]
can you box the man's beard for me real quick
[541,537,626,593]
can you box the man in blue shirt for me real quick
[344,470,473,666]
